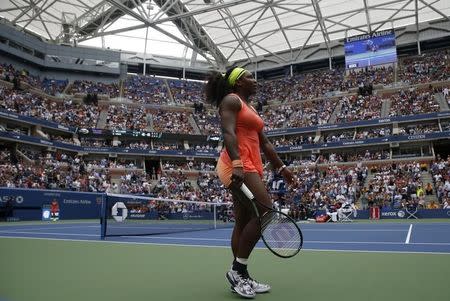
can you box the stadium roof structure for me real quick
[0,0,449,69]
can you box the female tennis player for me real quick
[205,67,296,298]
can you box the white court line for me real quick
[124,235,228,241]
[129,236,450,246]
[2,226,410,233]
[1,226,410,233]
[0,231,98,237]
[0,221,99,227]
[405,224,413,244]
[2,231,450,246]
[5,225,99,232]
[217,228,408,232]
[1,235,450,255]
[294,229,407,232]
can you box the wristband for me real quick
[232,160,243,168]
[277,164,287,174]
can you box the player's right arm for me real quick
[219,95,243,187]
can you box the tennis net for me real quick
[100,193,234,239]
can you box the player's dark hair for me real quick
[204,68,235,107]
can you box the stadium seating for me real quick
[1,48,449,210]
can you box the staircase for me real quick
[363,170,375,189]
[109,173,123,191]
[356,170,375,209]
[328,100,342,124]
[72,135,81,146]
[118,79,124,99]
[188,115,201,134]
[96,108,109,129]
[189,179,200,190]
[62,80,72,94]
[421,171,433,185]
[15,149,34,164]
[435,93,449,111]
[163,79,175,104]
[146,113,154,131]
[421,171,438,205]
[380,98,392,117]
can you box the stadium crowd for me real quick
[0,87,99,128]
[335,95,383,123]
[123,76,169,104]
[430,156,450,209]
[355,127,391,139]
[389,87,440,116]
[68,80,119,98]
[398,123,440,135]
[361,162,438,210]
[105,105,148,131]
[151,110,194,134]
[0,149,110,191]
[193,109,221,135]
[168,79,204,105]
[398,49,450,85]
[1,47,450,215]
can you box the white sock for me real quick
[236,257,248,265]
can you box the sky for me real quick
[78,9,200,60]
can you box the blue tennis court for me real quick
[1,221,450,254]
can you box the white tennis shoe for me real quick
[230,277,271,294]
[247,278,271,293]
[226,270,256,298]
[227,269,271,296]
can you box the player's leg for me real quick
[235,172,272,258]
[230,193,251,259]
[227,172,271,295]
[227,187,257,298]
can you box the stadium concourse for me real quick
[1,0,450,300]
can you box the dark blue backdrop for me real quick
[1,188,449,221]
[0,188,103,220]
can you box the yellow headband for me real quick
[227,67,247,87]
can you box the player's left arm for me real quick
[258,131,295,186]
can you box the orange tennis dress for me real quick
[216,94,264,187]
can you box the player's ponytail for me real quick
[204,68,236,107]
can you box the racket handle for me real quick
[240,184,255,200]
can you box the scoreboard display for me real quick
[345,29,397,69]
[79,128,161,138]
[112,129,161,138]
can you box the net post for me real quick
[100,193,107,240]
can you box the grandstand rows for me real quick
[1,40,449,214]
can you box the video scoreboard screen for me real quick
[344,29,397,69]
[112,129,161,138]
[78,128,161,138]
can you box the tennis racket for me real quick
[240,183,303,258]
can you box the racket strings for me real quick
[260,212,302,257]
